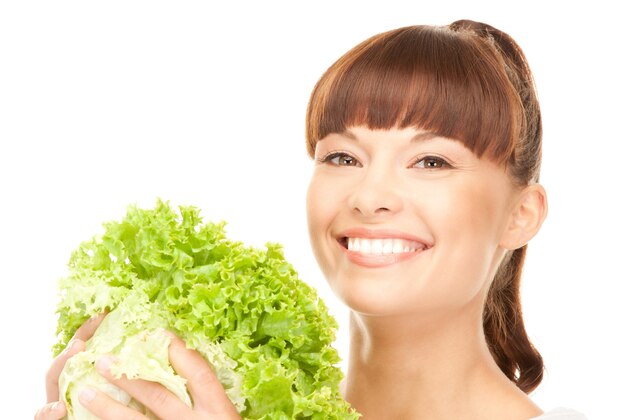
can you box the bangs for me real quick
[306,25,524,163]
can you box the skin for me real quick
[36,125,547,420]
[35,314,106,420]
[35,314,240,420]
[306,126,547,419]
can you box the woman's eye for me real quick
[413,156,450,169]
[322,152,361,167]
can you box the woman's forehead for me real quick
[317,126,468,149]
[316,126,479,159]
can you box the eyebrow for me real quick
[410,131,439,142]
[340,129,440,142]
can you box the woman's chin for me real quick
[332,281,417,318]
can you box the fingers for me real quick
[34,402,66,420]
[77,387,146,420]
[94,356,189,419]
[45,313,106,403]
[45,338,85,402]
[167,333,240,417]
[73,312,107,341]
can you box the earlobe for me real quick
[500,184,548,250]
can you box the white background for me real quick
[1,1,624,418]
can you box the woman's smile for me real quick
[336,228,433,268]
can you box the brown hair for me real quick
[305,20,543,393]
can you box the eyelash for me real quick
[318,152,452,170]
[411,155,452,169]
[317,151,361,167]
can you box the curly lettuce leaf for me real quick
[54,200,359,419]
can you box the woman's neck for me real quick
[342,307,541,420]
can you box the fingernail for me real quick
[51,401,64,412]
[95,355,115,373]
[89,313,103,322]
[79,387,96,403]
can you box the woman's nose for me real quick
[348,168,403,218]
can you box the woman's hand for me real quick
[34,313,106,420]
[79,332,241,420]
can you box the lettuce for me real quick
[54,200,358,419]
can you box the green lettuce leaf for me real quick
[54,200,359,419]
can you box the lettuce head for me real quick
[54,200,358,419]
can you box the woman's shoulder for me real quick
[530,407,587,419]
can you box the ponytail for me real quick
[483,246,543,393]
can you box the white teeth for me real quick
[348,238,362,252]
[346,237,424,255]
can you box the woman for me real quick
[36,20,585,419]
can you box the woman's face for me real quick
[306,126,520,318]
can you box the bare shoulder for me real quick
[479,379,543,420]
[494,392,543,420]
[529,408,588,420]
[510,397,543,420]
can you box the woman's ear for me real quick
[500,184,548,250]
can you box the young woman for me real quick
[36,20,585,420]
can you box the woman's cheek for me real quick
[306,172,337,273]
[446,182,510,293]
